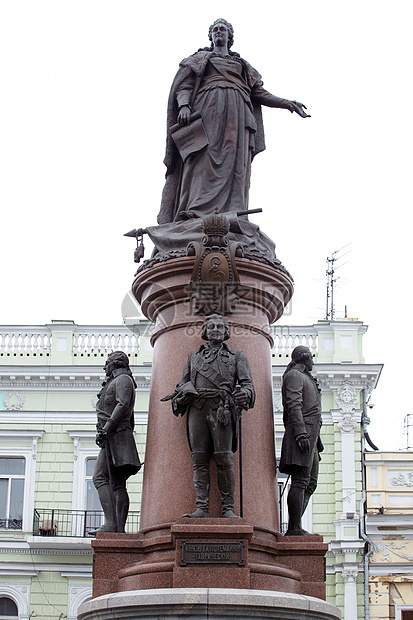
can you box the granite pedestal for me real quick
[92,523,327,598]
[86,255,336,618]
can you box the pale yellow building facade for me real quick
[366,452,413,620]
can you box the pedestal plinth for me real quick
[92,523,327,599]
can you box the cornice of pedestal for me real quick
[132,255,294,346]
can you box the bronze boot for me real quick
[183,451,210,518]
[214,451,239,518]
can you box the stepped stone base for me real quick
[91,521,327,600]
[78,588,341,620]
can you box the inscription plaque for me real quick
[180,540,245,566]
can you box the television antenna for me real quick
[325,244,351,321]
[404,414,413,450]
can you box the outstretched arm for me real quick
[288,100,310,118]
[251,85,311,118]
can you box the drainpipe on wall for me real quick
[360,388,378,620]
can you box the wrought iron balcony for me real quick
[33,508,140,537]
[0,518,23,530]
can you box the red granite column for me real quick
[132,255,294,531]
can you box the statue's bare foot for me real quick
[183,508,209,518]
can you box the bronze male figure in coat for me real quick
[92,351,141,533]
[163,314,255,518]
[279,346,323,535]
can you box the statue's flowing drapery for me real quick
[158,50,275,226]
[174,55,257,220]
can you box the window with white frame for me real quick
[0,430,43,532]
[68,430,100,512]
[68,431,103,535]
[396,606,413,620]
[85,456,103,533]
[0,457,26,529]
[85,457,100,510]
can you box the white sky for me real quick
[1,1,412,450]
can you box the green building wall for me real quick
[0,319,382,619]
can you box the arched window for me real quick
[0,596,18,618]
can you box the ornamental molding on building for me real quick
[68,582,93,620]
[327,540,365,557]
[0,430,44,460]
[327,383,361,432]
[331,409,361,433]
[390,472,413,487]
[68,430,98,461]
[273,394,282,413]
[0,581,31,619]
[275,409,343,427]
[272,365,382,393]
[371,541,413,563]
[341,488,356,504]
[0,410,148,425]
[342,567,359,583]
[1,546,93,557]
[0,367,152,392]
[0,372,103,392]
[326,548,364,558]
[338,414,359,433]
[316,369,379,392]
[336,383,358,413]
[325,563,363,575]
[3,392,25,410]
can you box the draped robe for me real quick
[158,50,290,226]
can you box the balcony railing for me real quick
[271,325,318,357]
[0,329,51,353]
[72,329,139,355]
[0,323,321,357]
[33,509,140,537]
[0,325,141,355]
[0,518,23,530]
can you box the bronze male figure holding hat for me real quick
[163,314,255,518]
